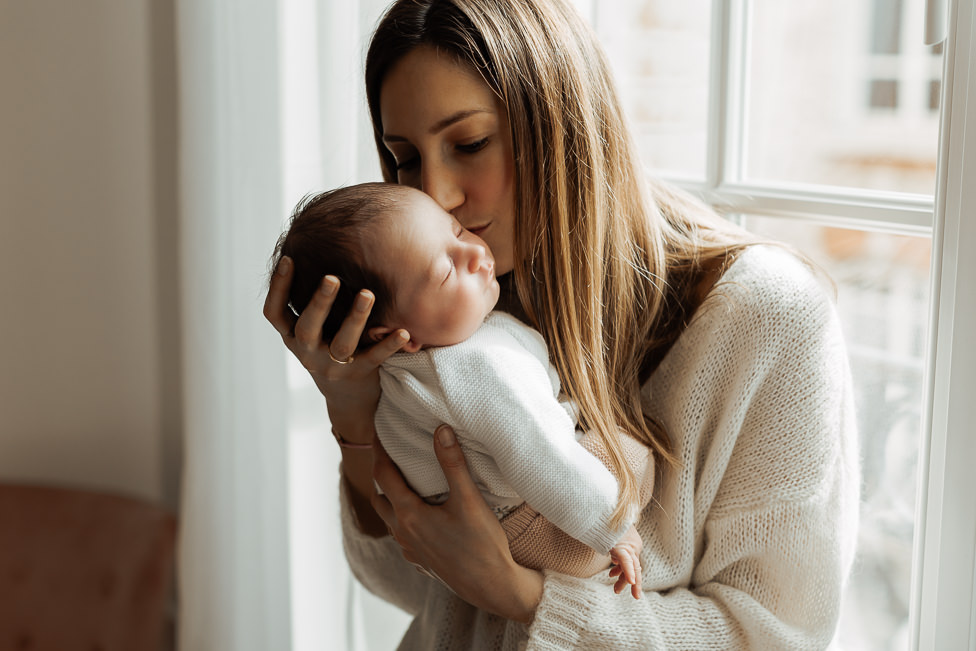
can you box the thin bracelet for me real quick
[331,428,372,450]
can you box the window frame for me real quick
[587,0,976,646]
[310,0,976,647]
[688,0,976,647]
[913,0,976,647]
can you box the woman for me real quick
[264,0,859,648]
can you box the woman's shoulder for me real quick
[691,244,838,349]
[711,244,832,313]
[721,243,827,297]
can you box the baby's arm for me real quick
[436,318,653,564]
[437,325,630,551]
[500,429,653,598]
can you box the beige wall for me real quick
[0,0,181,508]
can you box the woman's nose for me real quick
[421,163,463,213]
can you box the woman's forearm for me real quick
[340,447,388,537]
[334,415,389,537]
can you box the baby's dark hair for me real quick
[270,182,403,350]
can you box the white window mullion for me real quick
[706,0,749,190]
[914,0,976,646]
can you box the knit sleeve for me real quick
[434,325,631,554]
[338,470,433,616]
[525,248,860,649]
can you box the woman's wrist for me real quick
[332,427,372,449]
[504,564,545,624]
[327,403,378,446]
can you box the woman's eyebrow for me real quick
[428,109,491,134]
[382,108,493,144]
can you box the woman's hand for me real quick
[263,256,408,438]
[371,425,545,623]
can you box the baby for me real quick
[271,182,650,597]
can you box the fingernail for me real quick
[355,291,373,312]
[397,330,410,343]
[322,275,338,296]
[436,426,455,448]
[277,256,292,276]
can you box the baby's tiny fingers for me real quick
[618,553,635,583]
[614,574,629,594]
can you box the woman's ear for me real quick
[367,326,422,353]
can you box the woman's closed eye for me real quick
[395,155,419,172]
[456,138,488,154]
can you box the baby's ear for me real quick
[367,326,422,353]
[366,325,393,343]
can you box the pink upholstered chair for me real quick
[0,483,177,651]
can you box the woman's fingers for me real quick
[372,438,421,511]
[263,256,297,338]
[326,290,374,363]
[362,329,411,368]
[293,275,340,351]
[267,270,405,377]
[371,439,430,566]
[433,426,480,505]
[370,491,395,530]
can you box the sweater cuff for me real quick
[526,571,601,650]
[579,509,632,555]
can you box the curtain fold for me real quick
[176,0,394,648]
[176,1,291,649]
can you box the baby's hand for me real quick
[608,525,643,599]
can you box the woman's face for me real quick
[379,45,517,276]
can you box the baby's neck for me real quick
[492,273,530,326]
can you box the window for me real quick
[291,1,976,648]
[591,0,976,648]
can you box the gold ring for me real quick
[328,349,354,365]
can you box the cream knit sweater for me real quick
[376,311,629,554]
[341,246,860,650]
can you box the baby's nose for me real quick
[467,245,487,272]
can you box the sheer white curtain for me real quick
[175,0,393,649]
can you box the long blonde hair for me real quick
[366,0,753,526]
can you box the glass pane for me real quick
[744,215,930,651]
[746,0,940,194]
[594,0,712,179]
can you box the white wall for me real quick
[0,0,181,508]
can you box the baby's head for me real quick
[271,182,500,352]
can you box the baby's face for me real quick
[369,188,500,349]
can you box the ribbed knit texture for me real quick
[342,246,860,650]
[376,311,631,554]
[501,428,654,577]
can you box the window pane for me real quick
[744,215,930,651]
[594,0,712,179]
[870,0,904,55]
[746,0,940,194]
[869,79,900,109]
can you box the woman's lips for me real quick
[468,223,489,237]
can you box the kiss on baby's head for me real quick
[271,182,500,352]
